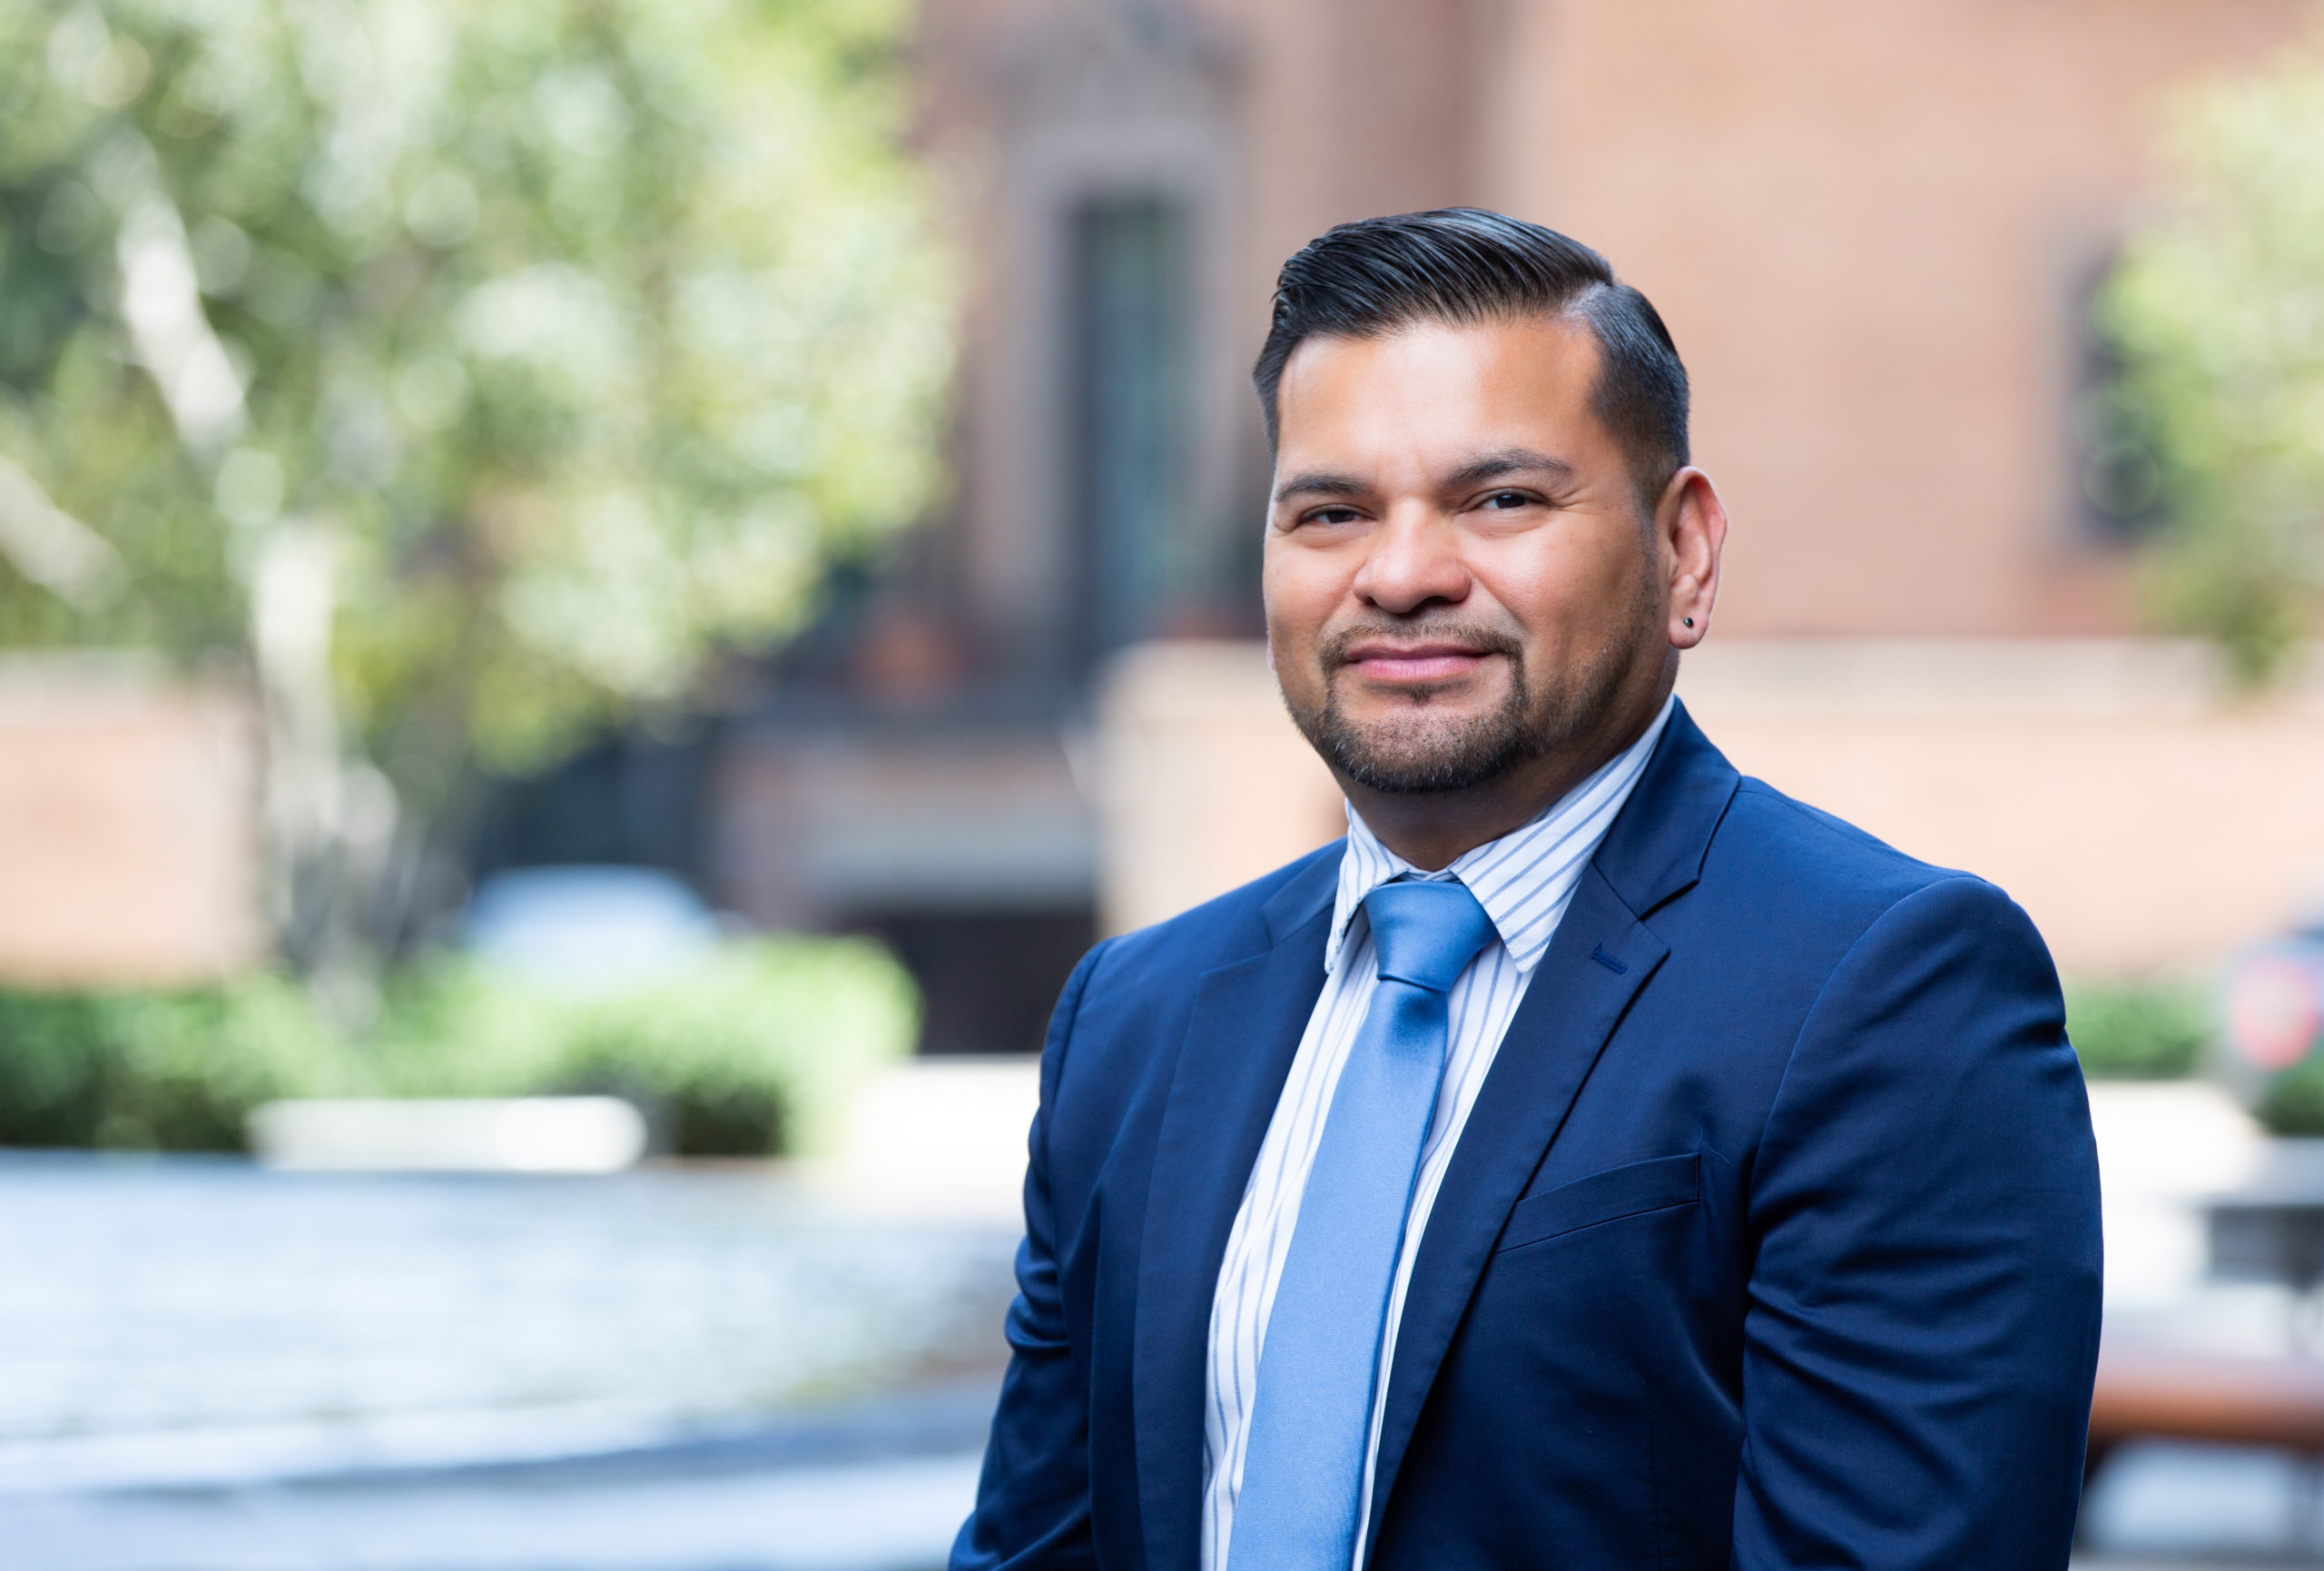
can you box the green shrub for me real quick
[2259,1055,2324,1135]
[2063,978,2211,1080]
[0,979,345,1151]
[369,938,918,1157]
[0,936,917,1157]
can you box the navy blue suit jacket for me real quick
[955,702,2103,1571]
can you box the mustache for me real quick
[1316,618,1524,671]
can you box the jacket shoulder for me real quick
[1037,841,1341,1161]
[1707,776,2063,1007]
[1709,776,2029,937]
[1094,838,1343,985]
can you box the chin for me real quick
[1347,697,1487,738]
[1350,716,1492,766]
[1329,714,1536,795]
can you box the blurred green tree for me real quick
[2103,50,2324,684]
[0,0,951,980]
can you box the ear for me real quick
[1657,467,1728,650]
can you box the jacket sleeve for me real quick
[1732,876,2103,1570]
[950,940,1112,1571]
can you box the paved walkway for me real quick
[16,1085,2324,1569]
[0,1151,1014,1571]
[7,1451,981,1571]
[4,1380,999,1571]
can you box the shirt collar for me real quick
[1326,693,1676,978]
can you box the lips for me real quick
[1341,642,1497,685]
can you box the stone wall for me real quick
[1098,638,2324,976]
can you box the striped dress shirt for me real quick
[1198,694,1676,1571]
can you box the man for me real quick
[954,209,2102,1571]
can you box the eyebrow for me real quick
[1271,448,1578,506]
[1442,448,1577,490]
[1271,470,1371,505]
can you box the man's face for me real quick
[1263,314,1668,795]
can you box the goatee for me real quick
[1282,620,1633,795]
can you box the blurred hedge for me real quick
[0,978,343,1151]
[2257,1058,2324,1136]
[2063,978,2211,1081]
[0,937,915,1157]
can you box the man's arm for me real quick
[1733,876,2103,1569]
[950,941,1112,1571]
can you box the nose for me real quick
[1350,503,1472,617]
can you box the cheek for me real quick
[1474,528,1643,645]
[1261,542,1344,650]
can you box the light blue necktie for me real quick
[1227,877,1497,1571]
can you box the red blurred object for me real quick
[2227,953,2323,1071]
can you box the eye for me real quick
[1479,489,1533,510]
[1302,505,1364,528]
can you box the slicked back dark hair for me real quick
[1254,209,1689,512]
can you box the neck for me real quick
[1344,681,1669,873]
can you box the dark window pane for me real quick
[1070,195,1191,657]
[2073,255,2171,547]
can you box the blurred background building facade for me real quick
[707,0,2324,1044]
[10,0,2324,1034]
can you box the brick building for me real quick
[704,0,2324,1048]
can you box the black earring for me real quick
[1683,617,1694,627]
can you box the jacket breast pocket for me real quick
[1493,1151,1701,1254]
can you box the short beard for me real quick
[1284,618,1639,795]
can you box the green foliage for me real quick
[0,936,916,1156]
[2259,1054,2324,1134]
[2064,977,2212,1080]
[0,0,951,780]
[368,938,916,1155]
[0,976,346,1149]
[2102,51,2324,683]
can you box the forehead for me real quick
[1273,315,1613,476]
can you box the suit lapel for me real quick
[1124,707,1744,1566]
[1134,867,1335,1571]
[1359,865,1668,1556]
[1358,704,1740,1559]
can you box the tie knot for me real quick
[1363,879,1495,993]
